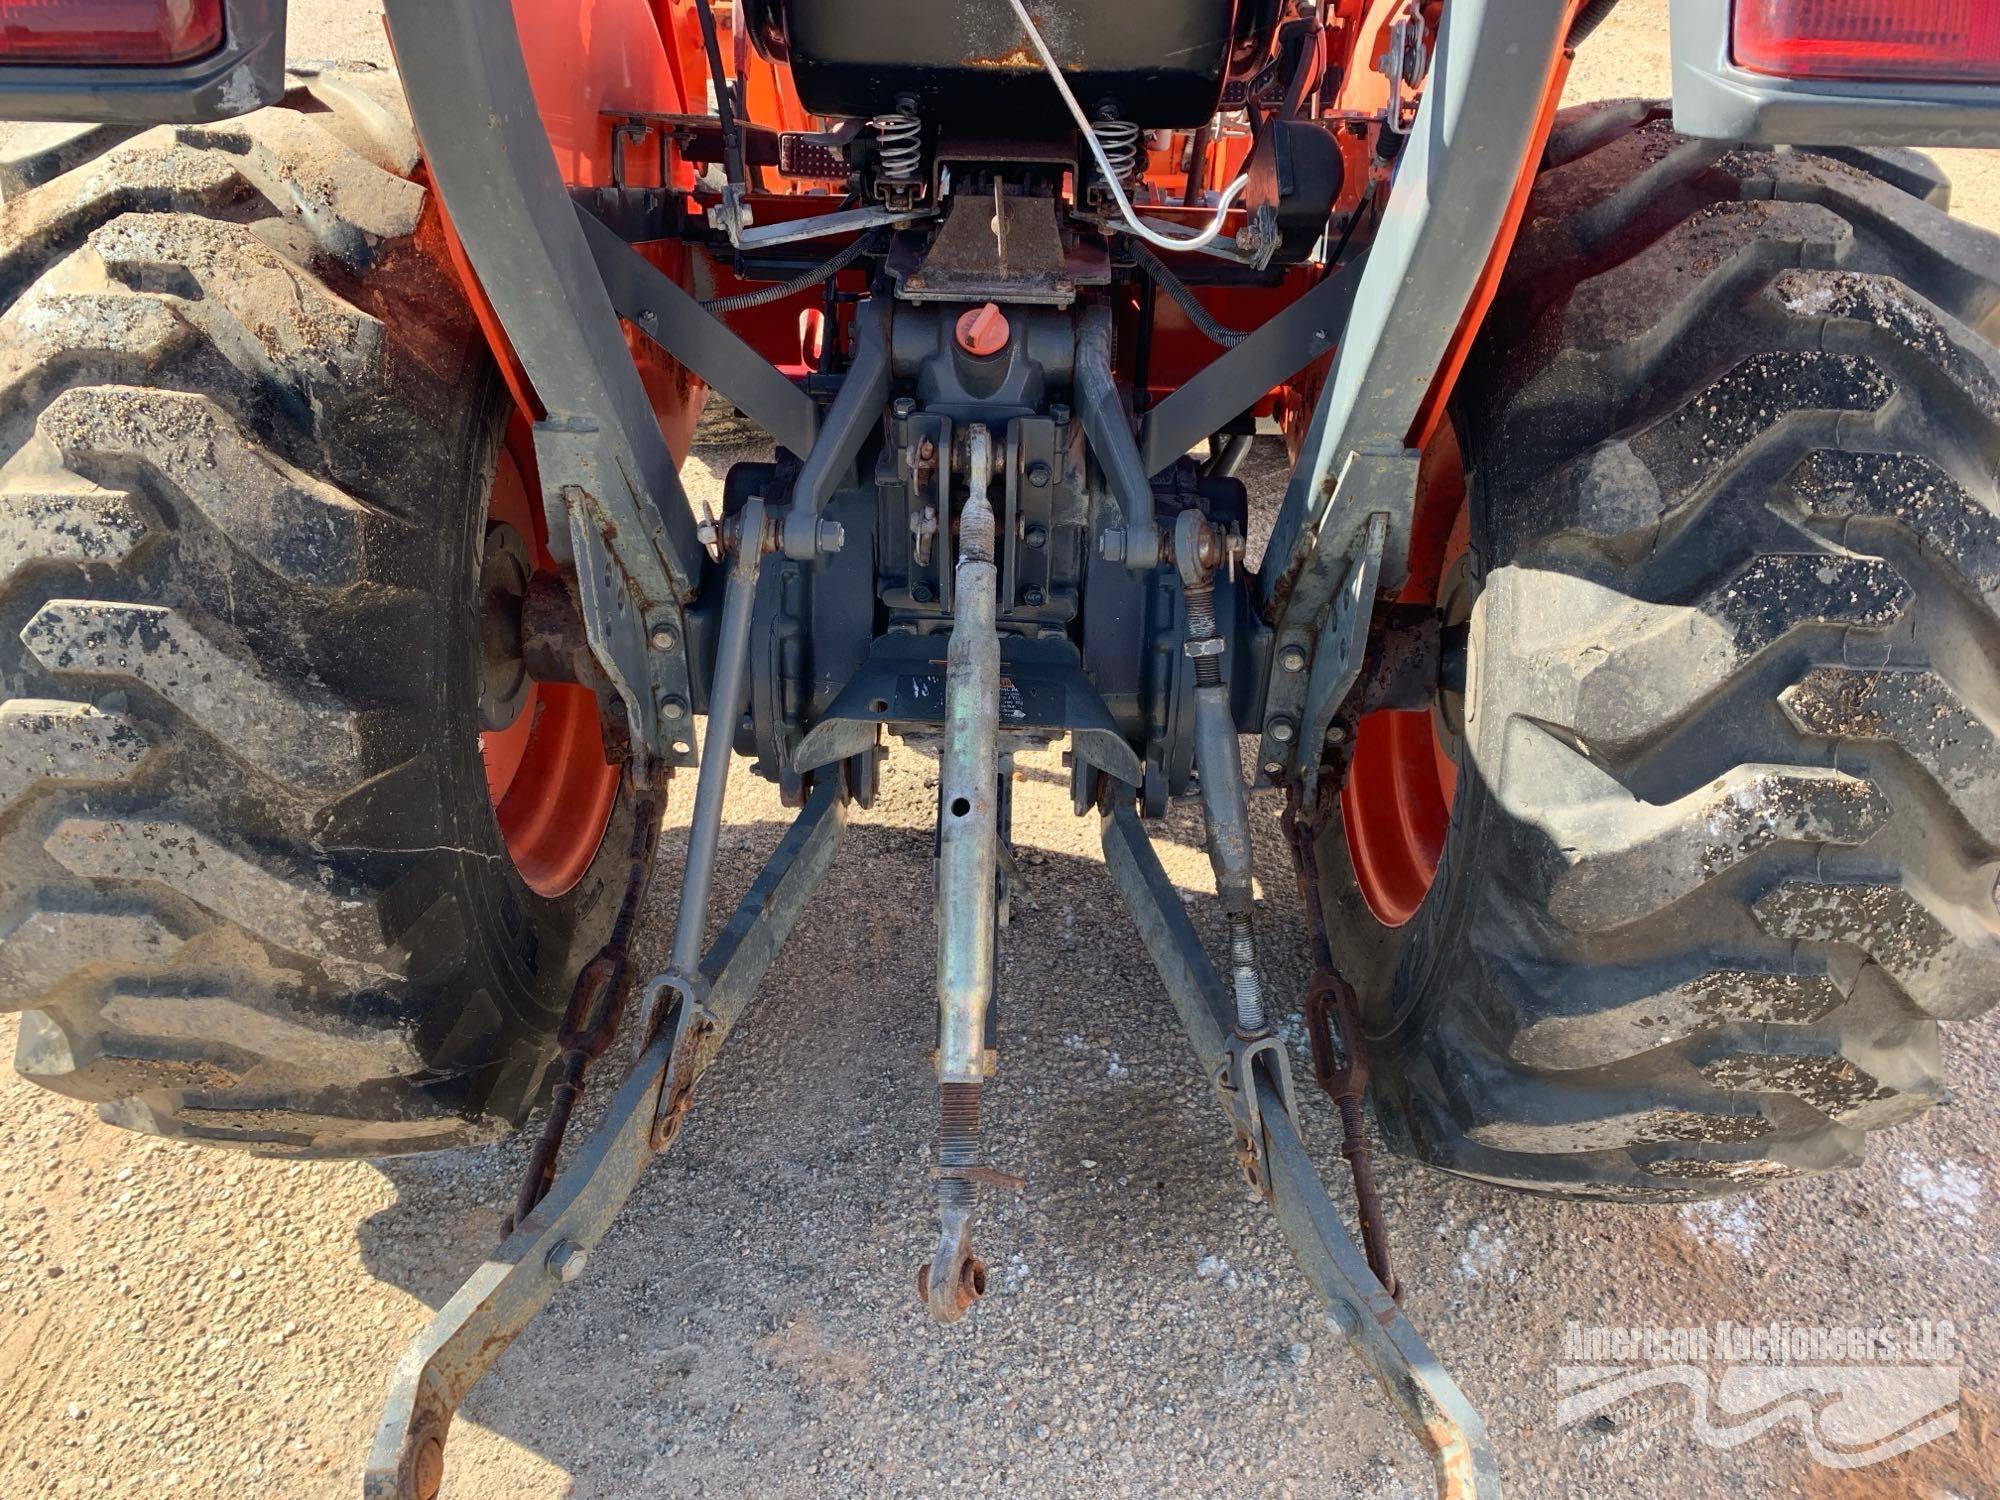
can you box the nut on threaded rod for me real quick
[1184,581,1222,687]
[1229,913,1266,1036]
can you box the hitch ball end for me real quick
[917,1248,988,1322]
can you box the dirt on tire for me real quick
[0,68,630,1157]
[1319,103,2000,1198]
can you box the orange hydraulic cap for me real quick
[956,302,1010,356]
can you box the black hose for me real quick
[691,0,745,190]
[1130,242,1247,348]
[1203,433,1254,479]
[1182,119,1215,209]
[1567,0,1623,46]
[699,232,876,313]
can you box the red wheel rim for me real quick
[1342,427,1467,927]
[479,426,620,897]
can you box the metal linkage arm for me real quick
[1076,306,1159,564]
[647,500,767,1040]
[364,778,849,1500]
[1137,253,1366,480]
[576,206,818,459]
[925,423,1002,1323]
[1099,803,1501,1500]
[381,0,705,765]
[784,295,890,561]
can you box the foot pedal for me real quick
[779,133,849,180]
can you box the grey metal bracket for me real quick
[383,0,709,764]
[1138,251,1367,479]
[577,205,819,459]
[786,296,891,560]
[1257,506,1389,788]
[546,476,694,764]
[1218,1033,1302,1200]
[732,202,927,251]
[364,774,848,1500]
[1258,0,1571,779]
[1100,802,1501,1500]
[793,632,1144,789]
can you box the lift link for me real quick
[1174,508,1266,1042]
[922,423,1004,1323]
[639,498,771,1130]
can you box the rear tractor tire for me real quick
[0,69,636,1156]
[1322,102,2000,1197]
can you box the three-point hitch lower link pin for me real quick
[921,422,1004,1322]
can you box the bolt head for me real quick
[545,1239,588,1283]
[650,626,678,652]
[1324,723,1347,746]
[1279,644,1308,672]
[1263,761,1285,776]
[660,696,689,721]
[413,1434,446,1500]
[892,396,916,419]
[817,519,846,554]
[1026,460,1051,488]
[1023,587,1045,607]
[1024,524,1048,550]
[1098,529,1126,564]
[1268,717,1297,745]
[912,582,935,604]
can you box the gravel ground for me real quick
[3,3,1998,1497]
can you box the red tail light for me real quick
[1734,1,2000,84]
[0,0,225,66]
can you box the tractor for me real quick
[1,1,1998,1495]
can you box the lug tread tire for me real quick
[0,69,628,1157]
[1326,103,2000,1198]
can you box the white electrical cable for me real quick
[1001,0,1250,252]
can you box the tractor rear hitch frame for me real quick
[361,0,1552,1492]
[18,0,1995,1490]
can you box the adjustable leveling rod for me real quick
[922,423,1002,1321]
